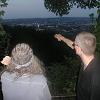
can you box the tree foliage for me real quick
[0,0,8,32]
[74,0,100,9]
[95,9,100,35]
[89,13,94,23]
[94,9,100,52]
[44,0,73,16]
[0,0,8,16]
[44,0,100,16]
[0,0,8,60]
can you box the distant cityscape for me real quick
[2,17,94,35]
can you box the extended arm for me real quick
[54,34,74,49]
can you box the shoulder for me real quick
[1,71,16,81]
[1,72,47,86]
[30,75,47,86]
[94,56,100,70]
[90,56,100,71]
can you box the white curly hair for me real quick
[7,43,45,77]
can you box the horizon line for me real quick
[3,16,91,20]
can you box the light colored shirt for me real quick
[1,72,51,100]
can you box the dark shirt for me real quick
[76,56,100,100]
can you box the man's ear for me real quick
[75,46,82,54]
[78,46,84,56]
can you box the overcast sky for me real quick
[3,0,97,19]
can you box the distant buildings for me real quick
[2,17,92,35]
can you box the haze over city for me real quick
[3,0,97,19]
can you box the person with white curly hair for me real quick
[1,43,51,100]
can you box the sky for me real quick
[2,0,98,19]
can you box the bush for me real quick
[46,57,80,96]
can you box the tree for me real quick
[0,0,8,32]
[74,0,100,9]
[89,13,94,24]
[94,9,100,52]
[0,0,8,60]
[44,0,100,16]
[0,0,8,16]
[44,0,73,16]
[96,9,100,28]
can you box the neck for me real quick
[81,54,94,70]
